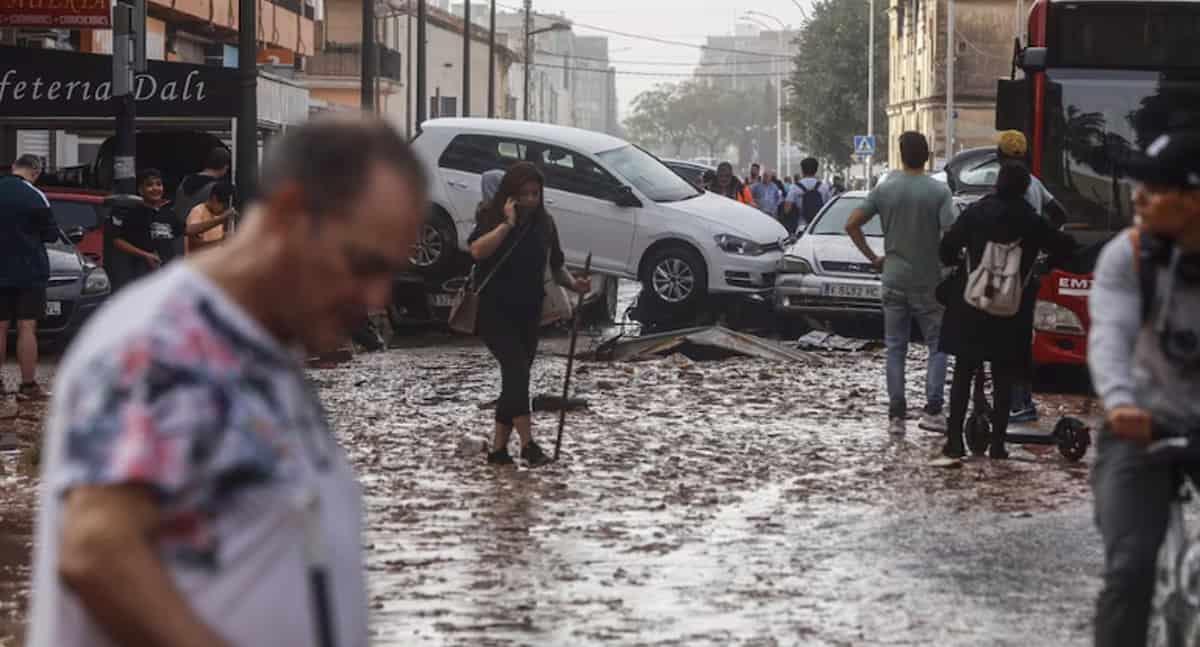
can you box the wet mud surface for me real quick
[1,341,1103,646]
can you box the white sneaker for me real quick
[918,413,947,434]
[888,417,907,436]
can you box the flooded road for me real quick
[1,338,1102,645]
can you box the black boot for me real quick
[942,429,965,459]
[989,429,1010,460]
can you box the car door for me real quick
[535,143,637,275]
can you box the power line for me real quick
[531,60,786,79]
[534,48,791,66]
[496,1,787,58]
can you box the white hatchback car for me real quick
[411,119,789,311]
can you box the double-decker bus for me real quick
[996,0,1200,369]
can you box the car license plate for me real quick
[432,293,454,308]
[823,283,880,300]
[45,301,62,317]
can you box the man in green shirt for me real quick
[846,132,957,435]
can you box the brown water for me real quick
[0,341,1103,646]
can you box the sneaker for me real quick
[888,417,907,436]
[1009,406,1038,424]
[520,440,553,467]
[15,382,49,402]
[918,413,948,434]
[487,449,515,465]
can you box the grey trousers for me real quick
[1091,429,1186,647]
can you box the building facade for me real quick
[887,0,1021,167]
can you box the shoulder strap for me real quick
[475,222,536,293]
[1129,226,1161,323]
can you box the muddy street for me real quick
[0,338,1103,646]
[317,336,1102,646]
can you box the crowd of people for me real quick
[700,157,846,237]
[2,113,1199,646]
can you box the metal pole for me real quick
[947,0,956,162]
[776,28,783,175]
[406,4,413,137]
[362,0,375,109]
[237,0,257,202]
[867,0,874,184]
[416,0,427,130]
[523,0,531,120]
[112,0,137,198]
[488,0,496,117]
[462,0,470,117]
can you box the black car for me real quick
[662,159,716,190]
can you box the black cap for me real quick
[1124,132,1200,190]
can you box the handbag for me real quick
[447,222,534,335]
[541,263,574,326]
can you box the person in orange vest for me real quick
[712,162,756,207]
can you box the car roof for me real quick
[420,118,631,155]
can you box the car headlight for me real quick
[714,234,765,256]
[1034,300,1085,335]
[778,255,813,274]
[82,268,111,295]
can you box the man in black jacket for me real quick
[0,154,58,401]
[173,147,232,257]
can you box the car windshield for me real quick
[808,197,882,236]
[596,146,701,203]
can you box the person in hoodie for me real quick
[0,154,57,402]
[936,162,1076,459]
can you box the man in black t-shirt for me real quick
[109,169,178,292]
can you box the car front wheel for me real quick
[641,245,708,311]
[409,209,457,278]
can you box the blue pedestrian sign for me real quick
[854,135,876,157]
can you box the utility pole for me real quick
[416,0,427,130]
[236,0,257,202]
[462,0,471,116]
[946,0,956,163]
[362,0,376,110]
[406,2,413,137]
[111,0,145,199]
[488,0,496,117]
[866,0,874,186]
[523,0,532,121]
[775,28,782,175]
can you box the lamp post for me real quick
[522,4,570,122]
[746,11,790,177]
[739,14,785,175]
[488,0,496,117]
[462,0,470,116]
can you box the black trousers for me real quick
[1092,430,1195,647]
[479,307,541,426]
[947,357,1015,442]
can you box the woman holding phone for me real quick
[469,162,590,467]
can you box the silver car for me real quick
[774,192,886,334]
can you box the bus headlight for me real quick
[1034,300,1085,335]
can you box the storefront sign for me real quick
[0,0,111,28]
[0,45,238,117]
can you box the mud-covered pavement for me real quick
[1,338,1103,646]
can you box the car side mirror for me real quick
[946,171,959,193]
[65,226,86,244]
[1016,47,1047,73]
[612,185,642,208]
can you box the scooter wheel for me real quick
[966,413,991,456]
[1054,417,1091,462]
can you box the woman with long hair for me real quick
[712,161,756,207]
[938,162,1076,459]
[469,162,590,467]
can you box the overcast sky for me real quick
[522,0,811,119]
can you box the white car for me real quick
[411,119,789,311]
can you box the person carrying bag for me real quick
[937,162,1077,459]
[456,163,590,467]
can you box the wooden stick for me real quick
[554,252,592,462]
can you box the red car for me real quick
[43,188,110,266]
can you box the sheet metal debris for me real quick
[587,326,823,364]
[795,331,882,352]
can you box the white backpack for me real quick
[963,239,1032,317]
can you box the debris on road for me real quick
[795,331,883,352]
[586,326,824,364]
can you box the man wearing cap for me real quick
[996,130,1068,423]
[1088,132,1200,647]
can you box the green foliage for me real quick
[786,0,889,168]
[622,80,777,165]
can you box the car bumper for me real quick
[713,251,783,294]
[773,272,883,320]
[1032,331,1088,367]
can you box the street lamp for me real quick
[739,13,789,176]
[522,2,571,121]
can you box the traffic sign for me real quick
[854,135,876,157]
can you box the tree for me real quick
[623,83,694,158]
[786,0,888,167]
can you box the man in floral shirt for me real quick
[27,116,428,647]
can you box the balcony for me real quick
[307,44,403,82]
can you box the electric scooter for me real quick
[962,364,1092,462]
